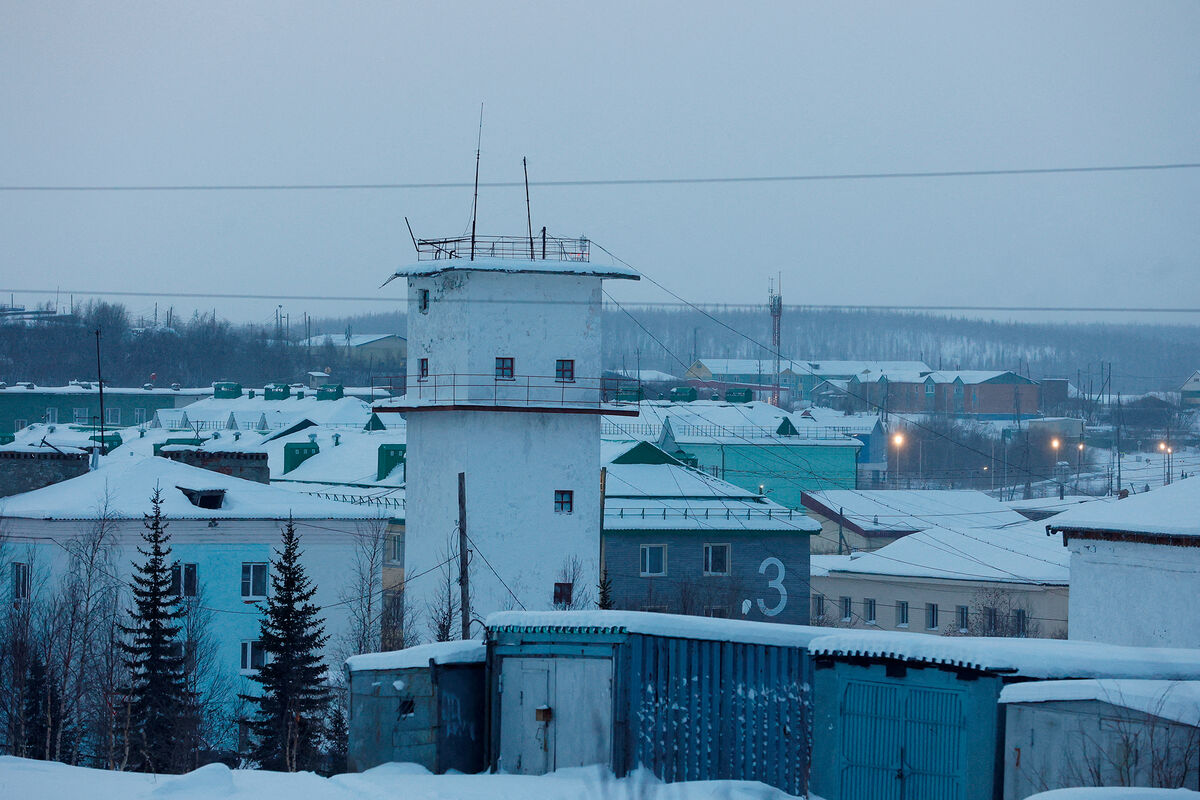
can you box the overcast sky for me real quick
[2,2,1198,326]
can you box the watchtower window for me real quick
[418,289,430,313]
[495,357,515,380]
[555,359,575,383]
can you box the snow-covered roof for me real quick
[345,640,485,673]
[604,498,819,532]
[0,456,384,520]
[802,489,1026,534]
[152,394,373,431]
[604,401,863,445]
[795,407,882,435]
[4,423,103,451]
[1000,680,1200,727]
[689,358,807,377]
[610,369,679,383]
[1024,789,1200,800]
[391,256,639,280]
[0,383,211,396]
[810,554,854,577]
[298,333,403,348]
[605,462,758,499]
[1049,476,1200,539]
[822,521,1069,584]
[808,630,1200,679]
[487,610,829,649]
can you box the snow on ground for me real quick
[0,757,801,799]
[1025,789,1200,800]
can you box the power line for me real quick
[5,285,1198,315]
[3,161,1199,192]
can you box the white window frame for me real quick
[386,534,404,565]
[926,602,939,630]
[134,407,147,425]
[812,593,825,620]
[703,543,730,576]
[73,408,88,424]
[14,419,27,432]
[956,604,970,633]
[241,562,268,600]
[896,600,909,627]
[105,407,120,425]
[1014,608,1028,637]
[639,544,667,577]
[240,640,266,674]
[840,596,852,622]
[45,407,58,424]
[864,598,877,625]
[171,562,199,598]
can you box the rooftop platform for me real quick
[387,233,639,280]
[373,373,640,416]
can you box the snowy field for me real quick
[0,757,802,800]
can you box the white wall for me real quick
[407,271,603,399]
[405,409,601,623]
[1068,539,1200,647]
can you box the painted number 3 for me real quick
[757,557,787,617]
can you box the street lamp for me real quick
[892,433,904,488]
[1077,441,1084,480]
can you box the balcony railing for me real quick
[415,234,590,262]
[378,372,630,410]
[600,421,855,440]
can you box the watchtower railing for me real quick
[384,372,627,409]
[414,234,590,262]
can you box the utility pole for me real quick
[768,275,782,407]
[837,507,846,555]
[458,472,471,639]
[95,329,106,456]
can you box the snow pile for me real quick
[1024,789,1200,800]
[345,640,485,673]
[808,630,1200,679]
[1000,679,1200,727]
[0,757,801,800]
[488,609,828,649]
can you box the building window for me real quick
[386,534,404,565]
[14,419,27,432]
[812,594,825,620]
[171,563,198,598]
[418,289,430,313]
[1014,608,1028,638]
[703,543,730,576]
[45,407,57,424]
[554,490,574,514]
[495,357,515,380]
[553,582,573,607]
[926,603,939,630]
[864,598,877,625]
[840,596,852,622]
[418,359,429,380]
[134,408,147,424]
[896,600,909,627]
[555,359,575,383]
[240,640,266,673]
[12,562,31,601]
[241,563,268,600]
[704,606,729,618]
[73,408,88,424]
[984,606,998,635]
[640,545,666,577]
[105,407,120,425]
[956,605,970,633]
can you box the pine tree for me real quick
[120,487,197,773]
[243,518,330,772]
[597,569,614,610]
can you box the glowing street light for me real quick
[892,433,905,447]
[891,432,904,487]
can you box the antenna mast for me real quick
[524,157,534,259]
[470,104,483,261]
[769,274,783,406]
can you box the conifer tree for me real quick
[243,518,330,772]
[597,569,614,610]
[120,487,197,773]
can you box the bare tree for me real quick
[426,538,460,643]
[553,555,593,611]
[944,587,1042,639]
[337,518,389,658]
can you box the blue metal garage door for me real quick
[840,680,965,800]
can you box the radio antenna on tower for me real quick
[470,103,483,261]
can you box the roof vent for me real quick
[177,486,225,509]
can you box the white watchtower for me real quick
[376,232,639,630]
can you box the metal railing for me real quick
[605,506,799,522]
[415,233,590,262]
[601,421,854,440]
[388,372,626,409]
